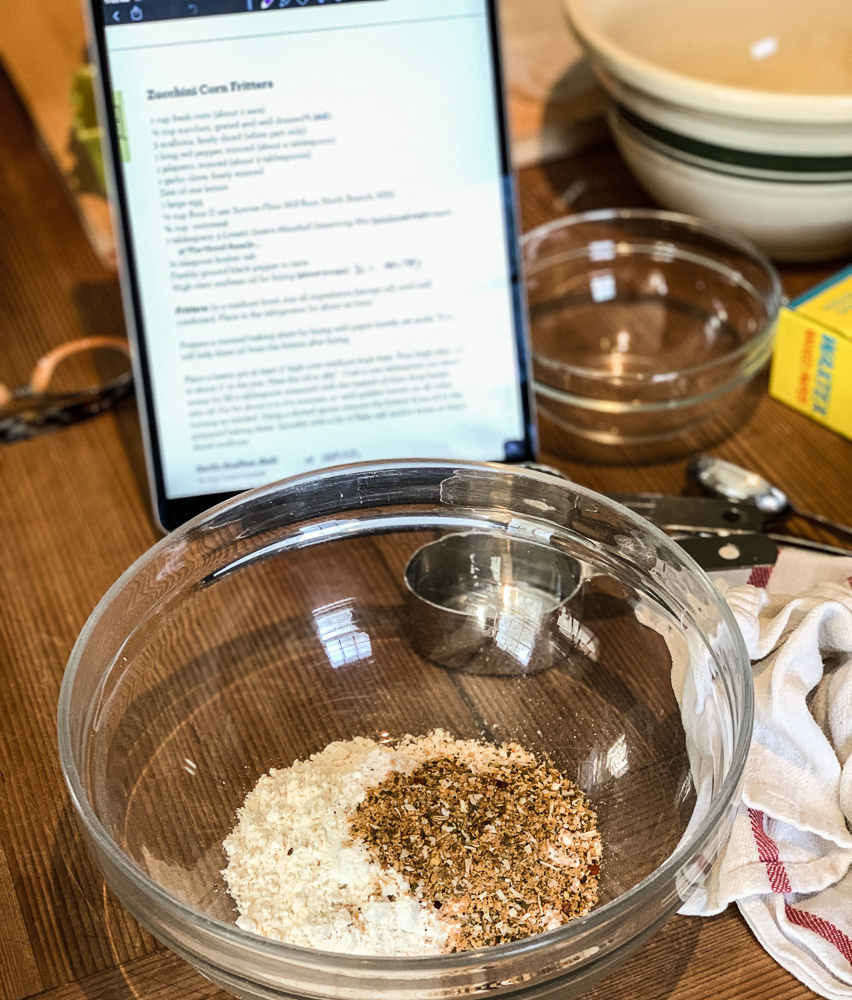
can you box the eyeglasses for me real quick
[0,336,133,443]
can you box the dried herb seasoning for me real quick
[350,753,601,950]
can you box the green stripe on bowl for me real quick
[617,104,852,174]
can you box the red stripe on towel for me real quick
[748,808,792,893]
[749,809,852,969]
[784,903,852,967]
[748,565,773,588]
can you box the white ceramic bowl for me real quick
[608,101,852,262]
[564,0,852,260]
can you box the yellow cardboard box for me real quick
[769,264,852,441]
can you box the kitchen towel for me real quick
[681,545,852,1000]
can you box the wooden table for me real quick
[1,57,850,1000]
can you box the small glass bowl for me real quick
[523,209,783,463]
[57,461,752,1000]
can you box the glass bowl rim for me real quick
[522,207,784,385]
[56,458,754,973]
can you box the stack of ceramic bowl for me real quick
[564,0,852,261]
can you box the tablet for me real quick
[86,0,537,530]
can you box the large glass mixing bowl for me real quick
[57,461,752,1000]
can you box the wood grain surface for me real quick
[1,51,850,1000]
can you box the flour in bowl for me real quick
[222,730,601,956]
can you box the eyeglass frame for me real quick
[0,336,133,442]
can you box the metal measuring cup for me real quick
[404,531,583,676]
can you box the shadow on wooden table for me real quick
[49,797,231,998]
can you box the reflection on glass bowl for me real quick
[523,209,783,463]
[57,460,752,1000]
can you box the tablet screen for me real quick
[93,0,534,528]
